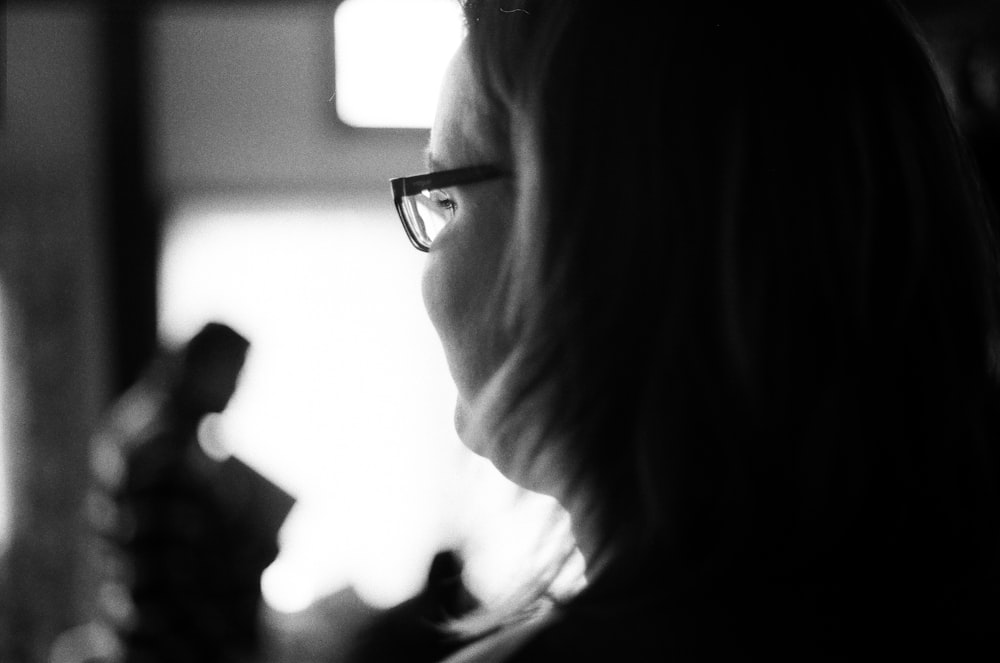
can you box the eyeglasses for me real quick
[390,165,508,252]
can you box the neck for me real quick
[559,485,624,585]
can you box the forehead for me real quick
[428,44,499,170]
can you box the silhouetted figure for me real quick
[88,322,292,663]
[346,550,479,663]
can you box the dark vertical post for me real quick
[104,0,159,394]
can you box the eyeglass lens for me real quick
[401,191,450,248]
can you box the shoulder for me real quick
[439,614,552,663]
[441,568,1000,662]
[503,600,674,662]
[441,600,673,663]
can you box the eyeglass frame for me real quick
[390,164,508,252]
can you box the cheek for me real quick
[421,195,510,399]
[421,242,473,356]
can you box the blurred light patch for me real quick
[334,0,464,128]
[158,195,551,614]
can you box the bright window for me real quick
[333,0,465,128]
[158,194,560,613]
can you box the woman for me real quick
[392,0,1000,659]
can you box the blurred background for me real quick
[1,1,997,662]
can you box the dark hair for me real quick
[458,0,1000,637]
[181,322,250,370]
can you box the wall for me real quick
[1,4,112,662]
[149,1,429,197]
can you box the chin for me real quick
[452,398,468,441]
[452,397,486,458]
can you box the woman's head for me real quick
[173,322,250,416]
[425,0,1000,582]
[421,44,517,445]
